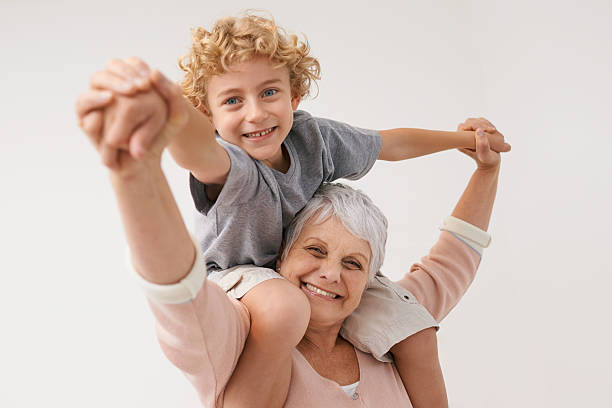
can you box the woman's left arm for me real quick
[396,129,503,321]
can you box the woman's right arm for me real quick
[396,129,503,321]
[76,75,249,406]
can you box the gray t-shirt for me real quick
[190,110,382,272]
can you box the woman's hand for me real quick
[76,66,188,176]
[458,117,510,154]
[458,128,502,171]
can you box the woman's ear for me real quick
[276,242,285,272]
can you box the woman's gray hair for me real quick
[281,183,388,282]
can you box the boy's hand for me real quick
[458,117,511,153]
[89,57,153,96]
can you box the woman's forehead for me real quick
[299,216,371,259]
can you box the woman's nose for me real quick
[319,263,341,283]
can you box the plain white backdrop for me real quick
[1,0,611,406]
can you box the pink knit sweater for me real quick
[144,231,481,407]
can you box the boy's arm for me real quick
[378,128,475,160]
[377,118,510,161]
[165,99,230,186]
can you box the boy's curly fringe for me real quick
[179,12,321,109]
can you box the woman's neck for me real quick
[297,323,360,386]
[298,322,344,355]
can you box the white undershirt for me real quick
[340,381,359,397]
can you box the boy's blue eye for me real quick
[225,97,239,105]
[263,89,277,97]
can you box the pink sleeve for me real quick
[146,278,250,406]
[395,231,481,322]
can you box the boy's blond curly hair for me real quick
[179,13,321,109]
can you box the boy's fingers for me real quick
[151,70,188,129]
[462,117,496,132]
[75,91,113,119]
[124,57,152,90]
[125,57,151,77]
[106,58,141,81]
[90,70,138,95]
[478,117,496,131]
[149,69,173,99]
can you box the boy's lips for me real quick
[242,126,277,140]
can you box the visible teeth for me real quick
[304,283,338,299]
[245,127,274,138]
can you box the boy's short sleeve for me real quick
[190,137,260,215]
[314,116,382,181]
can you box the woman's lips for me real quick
[301,282,341,301]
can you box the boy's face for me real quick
[205,56,300,170]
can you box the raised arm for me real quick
[377,118,510,161]
[396,127,504,321]
[76,68,251,406]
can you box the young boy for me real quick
[83,13,508,407]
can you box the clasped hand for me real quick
[75,57,187,174]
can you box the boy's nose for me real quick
[245,100,267,123]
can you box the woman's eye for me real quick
[263,89,277,97]
[345,260,362,270]
[224,97,239,105]
[307,247,325,255]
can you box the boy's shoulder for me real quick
[292,110,353,133]
[292,109,314,126]
[291,109,336,135]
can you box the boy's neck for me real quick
[262,144,291,173]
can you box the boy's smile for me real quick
[205,56,300,171]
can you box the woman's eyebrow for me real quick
[346,252,369,264]
[303,237,326,245]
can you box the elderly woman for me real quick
[79,82,501,406]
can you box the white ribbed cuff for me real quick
[440,216,491,255]
[127,237,207,304]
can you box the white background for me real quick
[1,0,611,406]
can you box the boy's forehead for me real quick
[209,57,290,92]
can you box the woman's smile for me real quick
[301,281,342,300]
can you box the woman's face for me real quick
[279,216,372,326]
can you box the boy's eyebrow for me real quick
[216,79,284,98]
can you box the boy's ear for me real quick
[198,104,212,117]
[291,95,301,110]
